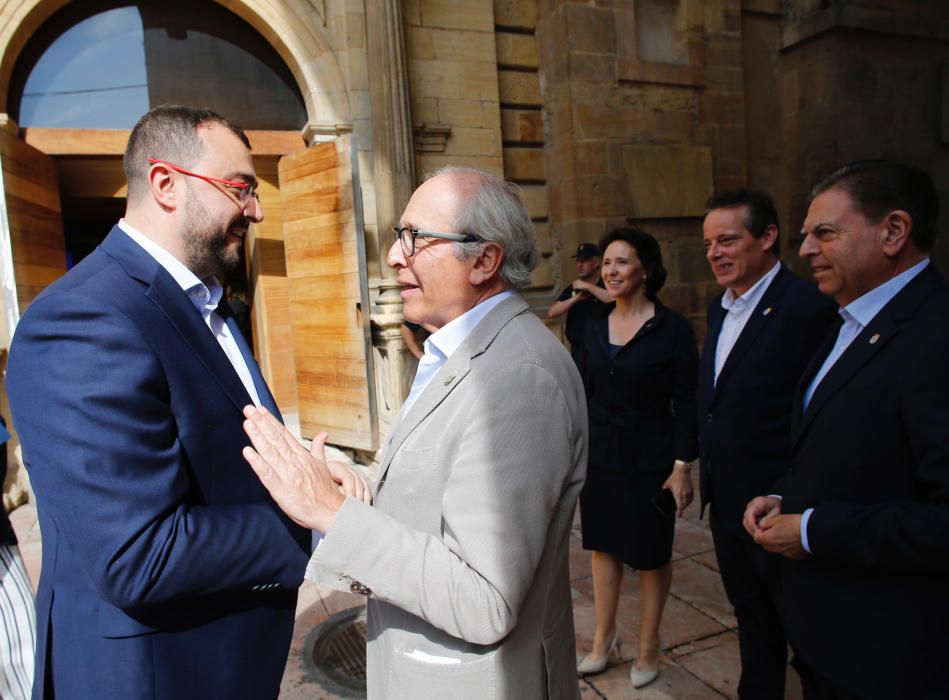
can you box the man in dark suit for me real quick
[6,106,362,699]
[745,160,949,698]
[698,190,836,698]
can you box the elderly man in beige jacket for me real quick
[243,166,587,699]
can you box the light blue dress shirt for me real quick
[798,257,929,553]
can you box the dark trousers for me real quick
[791,654,862,700]
[710,506,787,699]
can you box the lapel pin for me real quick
[443,373,456,386]
[869,333,880,344]
[762,307,773,316]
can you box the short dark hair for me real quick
[811,160,939,253]
[124,105,251,202]
[704,189,781,255]
[598,227,667,301]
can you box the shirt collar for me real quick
[118,219,223,316]
[721,259,781,313]
[424,290,514,361]
[843,257,930,327]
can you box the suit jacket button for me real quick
[350,581,371,596]
[706,413,713,422]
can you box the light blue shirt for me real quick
[402,290,514,416]
[799,257,929,553]
[118,219,261,406]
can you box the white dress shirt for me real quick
[798,257,930,552]
[117,219,262,407]
[714,260,781,384]
[402,290,514,416]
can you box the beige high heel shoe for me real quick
[576,631,619,676]
[629,663,659,689]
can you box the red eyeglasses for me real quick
[147,158,259,207]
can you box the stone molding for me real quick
[412,122,452,153]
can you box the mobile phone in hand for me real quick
[652,488,677,518]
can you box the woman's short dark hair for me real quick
[598,227,667,301]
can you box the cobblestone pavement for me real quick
[11,497,803,699]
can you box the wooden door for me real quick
[0,129,67,315]
[279,135,377,450]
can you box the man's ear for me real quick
[881,209,913,258]
[149,163,178,211]
[469,242,505,286]
[759,224,779,253]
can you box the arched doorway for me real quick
[0,0,377,449]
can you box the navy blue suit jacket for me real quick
[697,264,836,533]
[776,264,949,698]
[7,227,310,699]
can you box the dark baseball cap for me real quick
[572,243,600,260]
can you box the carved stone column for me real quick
[365,0,416,440]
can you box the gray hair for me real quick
[423,166,539,290]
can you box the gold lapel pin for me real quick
[869,333,880,344]
[762,307,773,316]
[443,374,456,386]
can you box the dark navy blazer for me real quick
[7,227,310,699]
[697,264,836,533]
[777,264,949,698]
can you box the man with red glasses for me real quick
[7,105,365,699]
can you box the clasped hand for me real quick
[742,496,807,560]
[241,405,372,533]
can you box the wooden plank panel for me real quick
[280,135,376,450]
[247,156,298,414]
[0,130,68,313]
[55,158,127,199]
[23,128,304,157]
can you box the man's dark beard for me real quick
[183,193,245,278]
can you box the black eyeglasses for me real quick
[392,226,483,257]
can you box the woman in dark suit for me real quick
[575,227,698,689]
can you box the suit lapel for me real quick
[791,316,842,438]
[698,294,724,412]
[792,264,943,444]
[377,295,530,489]
[101,228,255,414]
[713,266,788,396]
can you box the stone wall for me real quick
[537,0,751,337]
[780,0,949,274]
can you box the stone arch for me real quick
[0,0,351,130]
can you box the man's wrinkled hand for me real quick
[753,513,807,560]
[242,405,364,533]
[743,495,781,536]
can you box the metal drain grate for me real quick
[304,606,368,698]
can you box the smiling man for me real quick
[744,161,949,698]
[698,190,835,699]
[6,106,317,699]
[241,167,588,699]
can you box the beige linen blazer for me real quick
[307,294,587,699]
